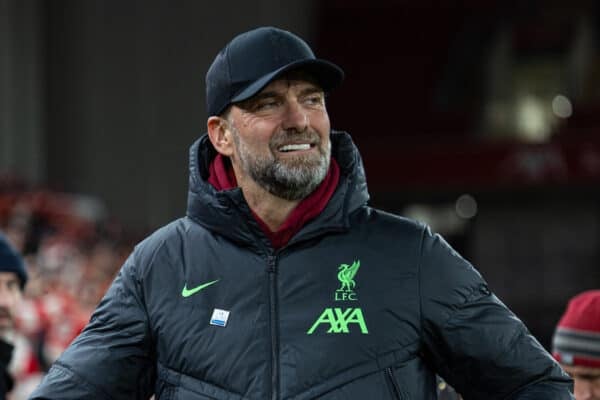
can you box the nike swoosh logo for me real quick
[181,279,220,298]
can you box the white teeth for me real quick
[279,144,311,152]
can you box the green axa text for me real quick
[307,307,369,334]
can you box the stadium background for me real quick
[1,0,600,397]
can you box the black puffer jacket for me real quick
[30,132,573,399]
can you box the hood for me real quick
[186,130,370,249]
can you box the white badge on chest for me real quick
[210,308,230,327]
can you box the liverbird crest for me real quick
[337,260,361,292]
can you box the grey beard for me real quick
[248,143,330,200]
[232,126,331,201]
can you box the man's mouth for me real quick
[277,143,313,152]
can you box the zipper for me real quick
[267,255,279,400]
[385,367,403,400]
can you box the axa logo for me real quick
[307,260,369,335]
[307,307,368,334]
[335,260,360,301]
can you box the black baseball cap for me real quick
[206,26,344,116]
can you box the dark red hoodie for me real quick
[208,154,340,249]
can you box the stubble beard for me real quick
[231,125,331,201]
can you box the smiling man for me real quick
[31,27,573,399]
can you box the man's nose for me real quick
[0,293,11,308]
[281,101,308,132]
[0,288,11,306]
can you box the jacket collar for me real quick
[186,130,370,249]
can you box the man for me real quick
[31,26,573,399]
[0,233,28,399]
[553,290,600,399]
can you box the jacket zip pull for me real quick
[385,367,403,400]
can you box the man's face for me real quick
[563,365,600,400]
[225,75,331,200]
[0,272,21,333]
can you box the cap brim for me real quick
[231,59,344,104]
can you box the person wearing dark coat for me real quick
[30,27,574,399]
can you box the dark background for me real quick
[2,0,599,351]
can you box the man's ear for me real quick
[207,116,234,156]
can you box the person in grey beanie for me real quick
[0,232,28,399]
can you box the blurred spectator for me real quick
[553,290,600,399]
[0,176,139,399]
[0,233,29,399]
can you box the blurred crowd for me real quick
[0,173,141,399]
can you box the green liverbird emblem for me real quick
[335,260,360,301]
[337,260,360,291]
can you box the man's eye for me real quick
[255,100,278,110]
[305,95,324,105]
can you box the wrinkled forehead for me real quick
[223,70,324,117]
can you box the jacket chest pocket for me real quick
[313,367,412,400]
[382,356,438,400]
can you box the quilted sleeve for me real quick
[418,226,573,399]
